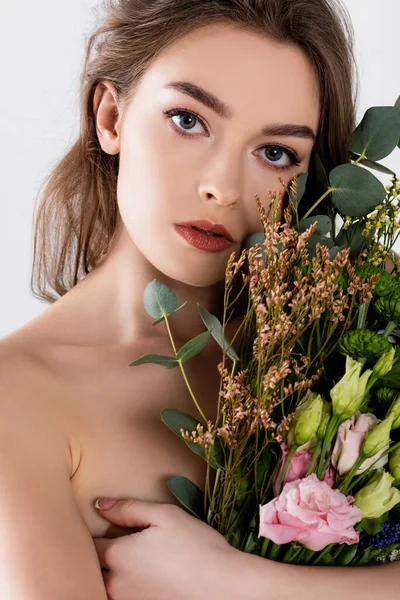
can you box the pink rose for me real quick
[259,474,363,551]
[273,443,335,495]
[331,412,389,476]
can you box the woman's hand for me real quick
[93,498,236,600]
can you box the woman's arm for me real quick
[95,498,400,600]
[0,357,108,600]
[228,546,400,600]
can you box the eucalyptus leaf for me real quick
[129,354,178,369]
[152,301,188,326]
[289,172,309,206]
[307,234,334,257]
[198,305,240,361]
[349,153,396,176]
[298,215,332,235]
[176,330,212,362]
[144,280,178,319]
[167,476,205,520]
[161,408,223,468]
[329,164,386,217]
[349,106,400,161]
[335,221,370,257]
[329,246,341,260]
[396,95,400,148]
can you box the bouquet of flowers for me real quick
[130,98,400,566]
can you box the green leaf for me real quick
[349,153,396,176]
[129,354,178,369]
[167,476,205,520]
[329,164,386,217]
[176,330,212,362]
[289,172,309,206]
[379,363,400,389]
[198,305,240,361]
[161,408,224,468]
[395,95,400,112]
[338,543,359,566]
[299,215,332,235]
[144,280,178,319]
[350,106,400,161]
[307,234,334,257]
[335,221,370,257]
[152,301,188,326]
[329,246,341,260]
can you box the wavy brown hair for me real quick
[31,0,359,303]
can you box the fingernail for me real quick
[95,498,117,510]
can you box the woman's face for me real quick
[111,24,320,286]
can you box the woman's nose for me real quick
[197,150,242,208]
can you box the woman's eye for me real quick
[258,146,301,170]
[164,109,206,135]
[163,108,301,171]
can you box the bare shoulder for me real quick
[0,330,72,474]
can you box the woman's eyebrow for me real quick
[163,80,316,141]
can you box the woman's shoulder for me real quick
[0,327,74,473]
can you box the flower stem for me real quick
[164,314,208,423]
[302,188,334,220]
[306,441,322,476]
[278,444,299,494]
[383,321,396,339]
[339,454,367,494]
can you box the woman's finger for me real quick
[95,498,176,529]
[93,537,114,570]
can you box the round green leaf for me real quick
[335,221,370,257]
[144,280,178,319]
[329,164,386,217]
[350,106,400,161]
[299,215,332,235]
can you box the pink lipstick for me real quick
[174,219,234,253]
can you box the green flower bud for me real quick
[357,265,400,297]
[362,416,394,458]
[375,291,400,326]
[316,399,331,441]
[373,347,396,379]
[389,447,400,481]
[288,392,324,447]
[376,387,399,405]
[354,468,400,519]
[387,395,400,429]
[338,329,392,362]
[331,356,372,420]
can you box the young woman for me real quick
[2,0,398,598]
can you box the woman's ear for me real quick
[93,81,121,155]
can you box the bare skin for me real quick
[0,23,320,598]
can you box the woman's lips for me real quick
[175,220,234,242]
[174,224,234,253]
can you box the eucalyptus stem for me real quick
[164,314,208,423]
[302,188,334,220]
